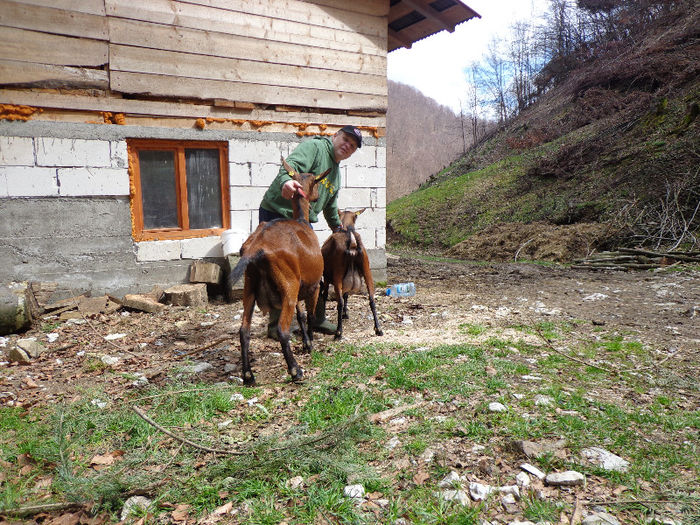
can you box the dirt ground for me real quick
[1,254,698,407]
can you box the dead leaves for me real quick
[89,450,124,470]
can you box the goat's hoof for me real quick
[333,333,343,341]
[289,366,304,382]
[243,371,256,386]
[300,344,312,354]
[342,314,350,320]
[376,329,384,336]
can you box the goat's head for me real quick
[281,157,330,202]
[338,208,366,228]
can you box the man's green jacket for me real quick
[260,136,342,230]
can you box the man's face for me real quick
[332,131,359,162]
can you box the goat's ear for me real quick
[314,168,331,183]
[281,157,296,177]
[338,209,343,219]
[355,208,366,217]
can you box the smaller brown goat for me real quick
[228,158,329,385]
[321,209,383,340]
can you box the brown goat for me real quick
[321,209,383,340]
[228,158,329,385]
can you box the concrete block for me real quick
[2,166,58,197]
[347,145,376,168]
[372,187,386,208]
[376,227,386,249]
[181,236,223,259]
[0,137,34,165]
[228,139,287,165]
[229,210,253,234]
[230,186,267,210]
[189,261,222,284]
[357,207,385,230]
[250,162,280,187]
[338,187,372,209]
[110,141,128,168]
[135,240,181,262]
[376,147,386,169]
[165,283,207,307]
[228,162,251,185]
[346,166,385,188]
[57,167,129,196]
[353,228,377,249]
[36,138,111,167]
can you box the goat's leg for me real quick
[296,303,311,352]
[278,294,303,382]
[342,292,350,319]
[360,255,383,336]
[239,284,257,386]
[302,283,320,352]
[333,279,344,340]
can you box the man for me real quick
[259,125,363,338]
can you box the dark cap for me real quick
[339,125,362,148]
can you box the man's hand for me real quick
[281,180,303,199]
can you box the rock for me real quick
[469,482,493,501]
[582,512,621,525]
[478,457,499,477]
[164,283,208,307]
[223,363,238,374]
[419,447,435,463]
[545,470,585,486]
[515,471,531,488]
[439,489,470,506]
[8,346,31,364]
[183,362,213,373]
[385,436,401,450]
[489,402,507,412]
[100,355,120,366]
[189,261,222,284]
[121,496,153,521]
[17,338,45,358]
[498,485,520,499]
[0,283,34,336]
[438,471,461,488]
[534,394,554,406]
[520,463,546,480]
[285,476,304,490]
[343,484,365,500]
[581,447,630,472]
[122,294,165,313]
[514,439,566,458]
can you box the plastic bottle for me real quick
[385,282,416,297]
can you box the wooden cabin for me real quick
[0,0,479,297]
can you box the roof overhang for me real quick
[388,0,481,52]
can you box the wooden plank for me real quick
[106,0,386,56]
[0,89,386,126]
[0,1,108,40]
[0,59,108,89]
[304,0,389,17]
[108,18,386,76]
[0,27,107,67]
[110,45,386,96]
[178,0,386,38]
[8,0,105,16]
[111,71,387,111]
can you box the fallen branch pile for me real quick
[573,247,700,271]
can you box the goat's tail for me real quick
[227,249,263,289]
[343,226,363,258]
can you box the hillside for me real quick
[387,1,700,262]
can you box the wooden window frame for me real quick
[128,139,230,242]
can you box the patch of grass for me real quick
[523,496,563,522]
[458,323,488,336]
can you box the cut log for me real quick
[122,294,166,313]
[189,261,222,284]
[164,283,208,307]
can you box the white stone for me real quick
[120,496,152,521]
[0,137,34,165]
[104,333,126,341]
[184,362,213,373]
[286,475,304,490]
[521,375,543,381]
[229,393,245,402]
[440,489,470,506]
[385,436,401,450]
[582,512,620,525]
[515,472,531,487]
[469,482,493,501]
[520,463,546,480]
[534,395,554,406]
[218,419,233,429]
[583,293,609,301]
[488,402,507,412]
[581,447,630,472]
[343,484,365,499]
[2,166,58,197]
[498,485,520,499]
[57,167,129,196]
[438,471,462,489]
[36,138,111,167]
[501,493,517,505]
[545,470,585,486]
[135,240,182,262]
[100,355,120,366]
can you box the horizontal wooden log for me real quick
[110,71,387,111]
[105,0,385,56]
[10,0,105,16]
[108,18,386,76]
[0,89,386,126]
[0,1,108,40]
[0,27,107,67]
[0,59,108,89]
[305,0,389,17]
[110,45,386,96]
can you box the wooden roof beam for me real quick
[388,28,413,50]
[400,0,456,33]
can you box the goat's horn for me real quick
[313,168,331,185]
[281,157,296,176]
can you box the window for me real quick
[128,139,230,241]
